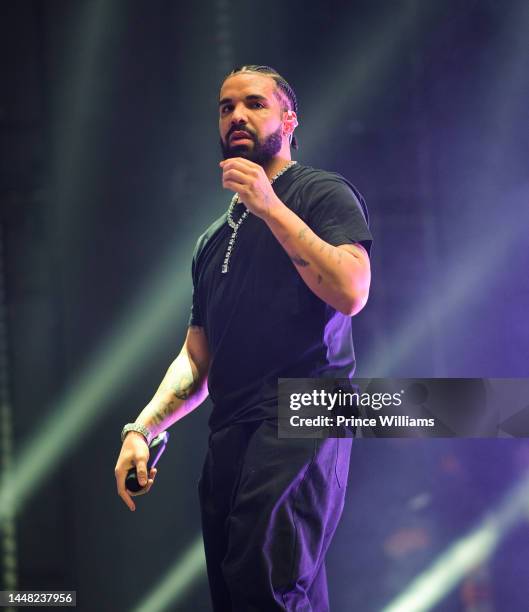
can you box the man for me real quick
[115,65,373,611]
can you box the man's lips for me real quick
[230,131,252,142]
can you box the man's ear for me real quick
[283,110,299,136]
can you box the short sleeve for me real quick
[188,241,202,327]
[303,174,373,257]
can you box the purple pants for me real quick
[198,418,352,611]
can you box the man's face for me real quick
[218,72,286,165]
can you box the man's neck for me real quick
[263,155,294,181]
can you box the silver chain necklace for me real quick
[221,160,298,274]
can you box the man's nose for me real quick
[230,103,248,125]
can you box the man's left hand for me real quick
[220,157,282,221]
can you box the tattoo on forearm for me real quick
[149,355,199,426]
[317,274,323,284]
[298,227,316,247]
[149,400,176,428]
[291,255,310,267]
[170,370,195,400]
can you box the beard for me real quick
[220,125,283,166]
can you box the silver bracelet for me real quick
[121,422,152,445]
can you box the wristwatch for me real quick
[121,423,153,445]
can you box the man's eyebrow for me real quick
[218,94,269,107]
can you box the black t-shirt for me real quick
[188,163,373,432]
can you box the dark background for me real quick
[1,1,528,610]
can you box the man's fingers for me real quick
[135,461,148,487]
[115,463,157,508]
[129,468,158,497]
[115,441,151,510]
[131,477,153,497]
[222,168,247,184]
[116,479,136,512]
[120,490,136,511]
[220,158,259,173]
[115,467,135,511]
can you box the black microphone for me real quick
[125,431,169,492]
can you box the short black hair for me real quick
[221,65,299,150]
